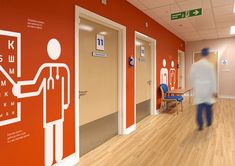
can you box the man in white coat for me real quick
[190,48,217,130]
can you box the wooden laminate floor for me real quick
[77,99,235,166]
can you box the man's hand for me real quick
[12,84,21,97]
[213,93,218,98]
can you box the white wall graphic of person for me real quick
[12,38,70,166]
[160,59,168,85]
[169,60,176,90]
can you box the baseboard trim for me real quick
[152,109,160,115]
[183,94,193,97]
[219,95,235,99]
[155,109,160,115]
[53,153,79,166]
[123,124,136,135]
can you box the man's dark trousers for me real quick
[197,103,212,128]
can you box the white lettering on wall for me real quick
[4,92,8,97]
[8,55,15,63]
[9,68,15,75]
[0,55,3,63]
[1,80,7,87]
[8,40,14,50]
[10,101,15,106]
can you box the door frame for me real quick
[75,6,127,159]
[134,31,157,125]
[178,50,185,89]
[192,50,220,97]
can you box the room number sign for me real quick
[96,34,105,51]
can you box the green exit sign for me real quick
[171,8,202,20]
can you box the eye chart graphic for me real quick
[0,30,21,126]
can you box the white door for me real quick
[79,17,119,155]
[135,37,152,123]
[178,51,185,89]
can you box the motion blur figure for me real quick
[190,48,217,130]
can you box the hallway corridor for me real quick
[78,99,235,166]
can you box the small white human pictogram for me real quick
[160,59,168,85]
[169,60,176,90]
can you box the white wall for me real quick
[186,37,235,98]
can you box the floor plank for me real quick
[77,99,235,166]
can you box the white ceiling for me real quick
[127,0,235,41]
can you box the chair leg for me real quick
[177,102,179,115]
[164,101,167,112]
[160,101,164,112]
[181,102,183,112]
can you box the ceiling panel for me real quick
[218,27,231,37]
[216,21,235,29]
[218,28,233,38]
[188,9,216,30]
[201,32,217,38]
[170,20,195,31]
[181,30,199,36]
[215,14,235,24]
[127,0,235,41]
[198,29,217,35]
[138,0,174,9]
[185,35,202,41]
[213,4,234,16]
[177,0,210,11]
[151,4,180,18]
[190,19,215,31]
[212,0,234,7]
[127,0,149,10]
[143,9,159,20]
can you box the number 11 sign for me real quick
[96,34,105,51]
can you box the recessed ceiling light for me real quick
[135,41,142,46]
[230,26,235,35]
[79,24,93,31]
[99,31,108,35]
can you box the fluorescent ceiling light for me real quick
[234,0,235,13]
[135,41,142,46]
[230,26,235,35]
[79,24,93,31]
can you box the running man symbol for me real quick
[12,38,70,166]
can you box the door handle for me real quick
[79,90,88,98]
[147,80,152,85]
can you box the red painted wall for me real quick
[0,0,184,165]
[76,0,185,127]
[0,0,75,165]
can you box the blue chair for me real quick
[160,84,183,114]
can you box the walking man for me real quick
[190,48,217,130]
